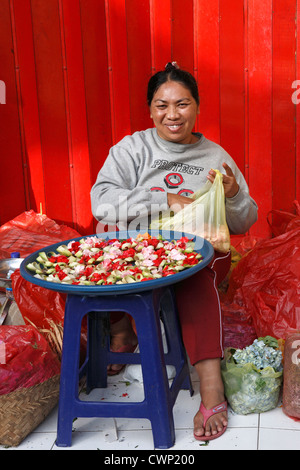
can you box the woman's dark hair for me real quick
[147,62,199,106]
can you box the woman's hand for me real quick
[167,193,194,212]
[207,163,239,198]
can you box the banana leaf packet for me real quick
[221,336,283,415]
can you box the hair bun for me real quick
[165,61,180,71]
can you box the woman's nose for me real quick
[166,106,179,119]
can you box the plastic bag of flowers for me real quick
[221,336,283,414]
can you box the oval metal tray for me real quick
[20,230,214,296]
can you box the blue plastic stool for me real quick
[56,286,193,449]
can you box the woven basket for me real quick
[0,374,60,447]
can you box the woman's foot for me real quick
[108,315,138,375]
[193,358,228,439]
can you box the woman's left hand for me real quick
[207,162,239,198]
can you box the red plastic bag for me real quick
[222,203,300,346]
[11,270,66,330]
[0,210,81,259]
[0,325,60,395]
[222,299,257,349]
[221,239,260,349]
[230,234,263,256]
[0,210,81,329]
[267,200,300,237]
[225,226,300,340]
[11,270,87,359]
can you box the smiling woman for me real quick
[90,62,258,441]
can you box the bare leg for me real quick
[193,358,227,438]
[108,314,138,374]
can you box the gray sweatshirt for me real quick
[91,128,258,234]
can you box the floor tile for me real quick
[260,403,300,431]
[0,432,57,451]
[0,372,295,451]
[171,427,258,451]
[53,429,155,450]
[227,407,259,428]
[259,428,300,450]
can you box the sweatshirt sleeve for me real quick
[90,143,168,225]
[224,162,258,234]
[225,189,258,234]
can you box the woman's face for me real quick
[150,80,199,145]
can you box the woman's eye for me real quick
[155,102,189,110]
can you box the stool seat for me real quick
[56,286,193,449]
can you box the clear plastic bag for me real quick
[151,170,230,253]
[221,339,283,415]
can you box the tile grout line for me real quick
[257,414,260,450]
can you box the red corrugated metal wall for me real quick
[1,0,299,237]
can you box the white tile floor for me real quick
[1,367,300,452]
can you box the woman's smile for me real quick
[165,123,183,131]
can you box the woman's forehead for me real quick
[153,81,194,101]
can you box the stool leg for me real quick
[86,311,110,393]
[56,295,83,447]
[132,291,175,449]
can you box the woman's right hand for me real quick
[167,193,194,212]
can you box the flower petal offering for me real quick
[232,337,283,372]
[26,234,203,286]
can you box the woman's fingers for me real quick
[206,164,239,198]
